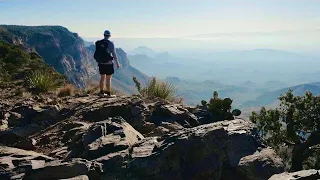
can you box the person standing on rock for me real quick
[94,30,121,97]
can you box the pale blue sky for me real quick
[0,0,319,38]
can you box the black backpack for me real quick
[94,40,114,63]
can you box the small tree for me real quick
[250,90,320,171]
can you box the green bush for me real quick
[26,70,62,93]
[0,67,10,82]
[0,41,65,91]
[232,109,242,116]
[133,76,178,101]
[201,91,241,122]
[201,100,207,107]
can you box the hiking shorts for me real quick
[98,63,114,75]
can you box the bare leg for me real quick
[106,75,112,94]
[100,74,106,92]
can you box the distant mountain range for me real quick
[0,25,148,92]
[242,82,320,108]
[127,45,320,108]
[128,46,158,58]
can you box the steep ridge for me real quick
[0,25,148,92]
[0,25,95,87]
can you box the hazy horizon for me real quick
[1,0,319,55]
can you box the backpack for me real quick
[94,40,114,63]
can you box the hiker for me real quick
[94,30,121,97]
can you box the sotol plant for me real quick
[133,76,178,101]
[26,70,62,93]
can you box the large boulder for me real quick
[269,169,320,180]
[71,96,151,132]
[123,119,284,180]
[151,103,199,128]
[0,123,42,149]
[238,148,285,180]
[68,117,144,160]
[0,146,54,179]
[23,158,102,180]
[0,146,53,170]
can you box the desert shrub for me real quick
[250,90,320,171]
[133,76,178,101]
[57,84,77,97]
[14,88,26,96]
[26,70,62,93]
[201,91,241,122]
[0,66,11,85]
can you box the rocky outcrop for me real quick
[125,119,283,180]
[269,169,320,180]
[68,117,144,160]
[23,158,102,180]
[0,146,53,179]
[238,148,285,180]
[151,102,199,127]
[0,95,287,180]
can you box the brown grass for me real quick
[14,88,26,96]
[57,84,77,97]
[84,83,100,95]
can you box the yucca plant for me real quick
[26,70,61,93]
[133,76,177,101]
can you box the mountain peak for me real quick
[129,46,157,57]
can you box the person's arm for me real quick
[111,42,121,69]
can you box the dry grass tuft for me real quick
[57,84,77,97]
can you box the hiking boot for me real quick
[98,91,107,97]
[108,94,117,98]
[104,91,116,98]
